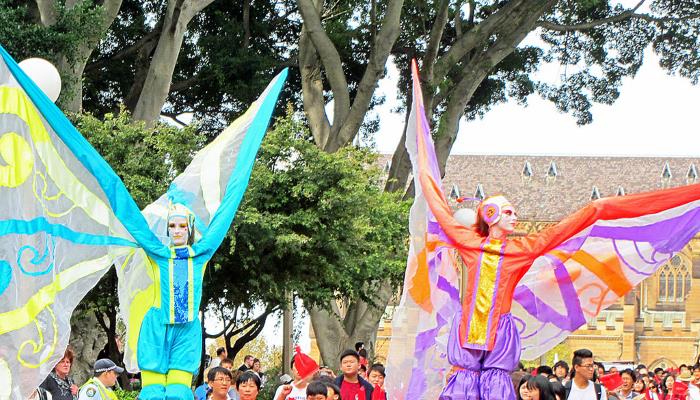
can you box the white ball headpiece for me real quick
[453,208,477,227]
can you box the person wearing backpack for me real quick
[565,349,607,400]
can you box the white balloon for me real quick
[18,58,62,102]
[453,208,476,227]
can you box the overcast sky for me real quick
[372,49,700,158]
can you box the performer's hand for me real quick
[277,385,292,399]
[70,384,78,395]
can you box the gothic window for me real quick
[383,160,391,174]
[662,162,672,188]
[450,184,461,200]
[522,161,533,184]
[616,186,625,196]
[591,186,601,200]
[688,163,698,184]
[659,271,667,302]
[675,273,684,302]
[547,161,558,178]
[662,162,672,179]
[474,184,485,200]
[657,254,692,304]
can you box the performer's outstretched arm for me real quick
[523,183,700,257]
[193,69,287,257]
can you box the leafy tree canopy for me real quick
[393,0,700,127]
[204,106,409,312]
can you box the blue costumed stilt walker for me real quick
[0,42,287,400]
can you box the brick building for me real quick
[310,154,700,369]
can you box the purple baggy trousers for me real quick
[439,312,520,400]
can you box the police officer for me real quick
[78,359,122,400]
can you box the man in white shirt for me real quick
[209,348,227,369]
[565,349,607,400]
[687,364,700,400]
[274,348,318,400]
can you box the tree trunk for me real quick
[69,312,107,386]
[298,0,405,369]
[308,282,393,369]
[59,0,123,112]
[124,32,161,113]
[242,0,251,49]
[35,0,58,26]
[132,0,215,125]
[298,0,404,152]
[34,0,123,113]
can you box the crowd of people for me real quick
[28,342,388,400]
[198,344,388,400]
[28,343,700,400]
[514,349,700,400]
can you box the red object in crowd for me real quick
[599,373,623,392]
[360,356,368,368]
[371,385,386,400]
[293,346,319,380]
[672,381,688,397]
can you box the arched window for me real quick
[657,254,692,303]
[659,271,667,302]
[675,272,684,302]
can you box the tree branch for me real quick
[434,0,556,172]
[132,0,216,125]
[204,305,278,339]
[432,0,530,85]
[384,93,412,194]
[327,0,404,152]
[539,9,700,32]
[422,0,451,82]
[243,0,251,49]
[85,30,161,74]
[161,111,189,126]
[297,0,351,136]
[35,0,57,27]
[170,73,205,92]
[94,309,109,334]
[299,29,332,147]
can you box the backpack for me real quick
[564,380,603,400]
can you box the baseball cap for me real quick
[94,359,124,374]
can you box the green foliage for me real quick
[0,0,104,63]
[72,107,204,208]
[114,389,139,400]
[203,106,410,312]
[257,364,282,400]
[83,0,298,134]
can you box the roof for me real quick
[381,155,700,221]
